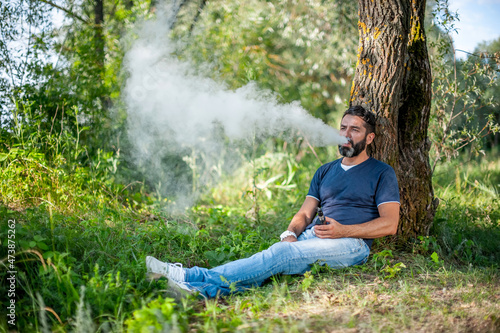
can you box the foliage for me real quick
[427,0,500,171]
[0,0,53,123]
[0,102,120,213]
[125,296,178,332]
[371,250,408,279]
[431,153,500,266]
[0,0,157,172]
[173,0,358,122]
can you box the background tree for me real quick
[350,0,438,241]
[173,0,359,122]
[428,17,500,169]
[0,0,154,161]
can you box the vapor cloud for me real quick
[123,1,346,207]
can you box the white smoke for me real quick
[123,1,347,208]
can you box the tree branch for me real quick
[38,0,89,24]
[456,49,500,60]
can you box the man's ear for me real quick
[366,132,375,145]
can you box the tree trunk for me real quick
[94,0,104,69]
[350,0,438,242]
[190,0,207,34]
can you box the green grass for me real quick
[432,155,500,266]
[1,148,499,332]
[188,261,499,332]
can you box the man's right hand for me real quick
[281,235,297,242]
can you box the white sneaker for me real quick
[146,256,186,282]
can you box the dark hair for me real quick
[342,105,376,134]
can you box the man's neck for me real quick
[341,151,370,166]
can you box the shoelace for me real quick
[162,262,185,281]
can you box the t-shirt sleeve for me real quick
[375,167,400,206]
[306,167,322,202]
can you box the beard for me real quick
[338,136,367,158]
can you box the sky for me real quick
[448,0,500,57]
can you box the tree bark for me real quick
[350,0,438,242]
[94,0,104,69]
[190,0,207,34]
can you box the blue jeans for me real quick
[184,228,370,298]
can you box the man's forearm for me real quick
[286,213,311,237]
[314,216,398,240]
[335,216,398,239]
[282,196,319,241]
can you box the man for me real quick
[146,105,400,299]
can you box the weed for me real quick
[372,249,394,269]
[414,235,440,254]
[381,262,407,279]
[430,252,443,266]
[301,271,315,291]
[125,296,178,333]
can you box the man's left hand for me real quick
[314,217,346,239]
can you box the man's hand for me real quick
[281,235,298,242]
[314,217,346,239]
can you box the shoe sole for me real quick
[166,279,193,302]
[147,272,165,281]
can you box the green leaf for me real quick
[34,235,45,242]
[431,252,440,264]
[301,271,314,291]
[37,242,49,250]
[19,240,30,249]
[43,251,55,259]
[9,148,20,157]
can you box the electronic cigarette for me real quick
[317,207,326,225]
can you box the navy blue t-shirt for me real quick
[306,157,400,248]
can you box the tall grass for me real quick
[432,152,499,266]
[0,103,121,214]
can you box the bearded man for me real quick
[146,105,401,299]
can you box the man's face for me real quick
[338,115,371,158]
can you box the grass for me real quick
[432,154,500,266]
[197,261,499,332]
[0,144,499,332]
